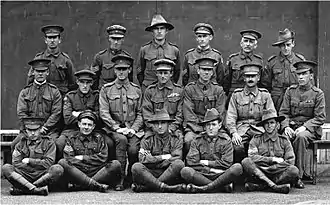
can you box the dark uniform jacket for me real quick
[248,133,295,174]
[27,48,76,95]
[186,130,233,175]
[183,80,226,133]
[279,83,326,137]
[226,87,275,136]
[63,131,108,175]
[99,79,143,132]
[223,51,263,94]
[139,132,183,169]
[12,134,55,179]
[136,40,181,87]
[182,47,224,86]
[91,48,131,89]
[142,81,183,133]
[17,82,62,132]
[63,89,100,131]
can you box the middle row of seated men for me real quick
[12,52,325,194]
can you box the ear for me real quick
[209,35,213,41]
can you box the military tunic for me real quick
[136,40,181,90]
[142,81,183,133]
[261,52,305,111]
[27,48,76,95]
[91,48,131,89]
[182,47,225,86]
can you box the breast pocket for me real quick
[274,149,284,158]
[191,96,204,115]
[164,52,177,62]
[101,63,116,81]
[237,99,250,117]
[108,94,121,113]
[205,95,216,110]
[87,142,99,155]
[127,94,140,119]
[273,67,283,84]
[145,53,157,71]
[187,60,199,81]
[33,148,45,158]
[151,97,165,111]
[301,101,315,116]
[53,63,67,81]
[167,96,181,115]
[253,98,265,119]
[24,95,36,114]
[232,63,242,83]
[42,95,52,114]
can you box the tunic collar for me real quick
[243,86,258,97]
[45,47,60,57]
[157,80,174,90]
[114,79,129,89]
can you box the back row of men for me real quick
[3,14,325,195]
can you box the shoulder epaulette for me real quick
[61,52,70,59]
[24,83,33,89]
[253,53,262,59]
[211,81,219,85]
[122,50,131,56]
[41,134,51,139]
[288,84,298,89]
[103,81,115,88]
[278,134,288,140]
[168,41,178,48]
[233,88,243,93]
[195,133,203,139]
[295,53,305,60]
[185,48,196,55]
[186,81,196,87]
[173,82,183,88]
[142,41,152,47]
[92,90,99,94]
[258,88,269,92]
[228,52,239,59]
[35,51,44,57]
[130,82,140,88]
[311,86,322,93]
[211,48,222,55]
[98,49,107,55]
[267,55,277,62]
[66,90,77,96]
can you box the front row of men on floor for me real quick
[2,52,325,195]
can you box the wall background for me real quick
[2,1,329,129]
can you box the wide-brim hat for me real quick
[145,14,174,32]
[198,108,223,125]
[240,29,262,40]
[256,109,285,127]
[41,25,64,36]
[148,109,175,123]
[272,28,295,46]
[293,60,317,74]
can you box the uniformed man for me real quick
[56,69,115,162]
[142,59,183,138]
[131,109,186,193]
[261,28,305,111]
[13,59,62,151]
[279,60,326,189]
[242,109,299,194]
[181,108,243,193]
[2,117,64,196]
[99,54,143,190]
[58,111,121,193]
[91,25,132,90]
[226,63,276,163]
[182,23,224,86]
[27,25,75,96]
[224,29,263,105]
[136,14,181,92]
[183,57,226,157]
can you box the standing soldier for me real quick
[224,29,263,105]
[261,28,305,111]
[242,109,299,194]
[2,117,64,196]
[136,14,181,92]
[91,25,131,90]
[131,109,186,193]
[226,63,276,163]
[142,59,183,138]
[99,54,143,190]
[279,61,326,189]
[13,59,62,151]
[27,25,75,96]
[183,57,226,157]
[181,108,243,193]
[182,23,224,86]
[58,111,121,192]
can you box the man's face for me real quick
[108,36,124,50]
[279,39,295,56]
[198,67,214,82]
[77,79,93,94]
[152,25,168,41]
[240,37,257,53]
[26,127,41,139]
[44,35,61,49]
[297,70,312,86]
[244,73,260,88]
[33,69,49,82]
[114,67,130,81]
[152,121,169,135]
[195,33,213,48]
[205,120,221,137]
[156,70,173,85]
[264,119,278,134]
[78,118,95,135]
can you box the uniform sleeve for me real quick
[141,88,154,122]
[182,54,189,86]
[63,94,76,126]
[208,139,233,170]
[90,53,102,90]
[99,87,120,131]
[29,140,56,169]
[248,137,273,165]
[186,139,210,173]
[66,57,77,91]
[215,87,227,121]
[226,93,238,135]
[303,91,326,133]
[17,90,29,129]
[44,89,62,131]
[169,91,184,134]
[131,89,143,132]
[138,137,163,164]
[279,89,291,129]
[283,138,295,165]
[82,135,108,166]
[223,59,231,95]
[136,48,145,86]
[169,136,183,162]
[93,92,100,119]
[183,87,202,132]
[12,143,25,168]
[173,49,181,84]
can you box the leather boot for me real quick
[131,183,150,193]
[271,184,290,194]
[88,178,109,193]
[30,186,49,196]
[245,182,267,192]
[160,183,187,193]
[33,173,51,187]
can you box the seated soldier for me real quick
[181,108,243,193]
[58,110,121,193]
[131,109,186,193]
[241,109,299,194]
[2,117,64,196]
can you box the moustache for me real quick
[248,80,254,83]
